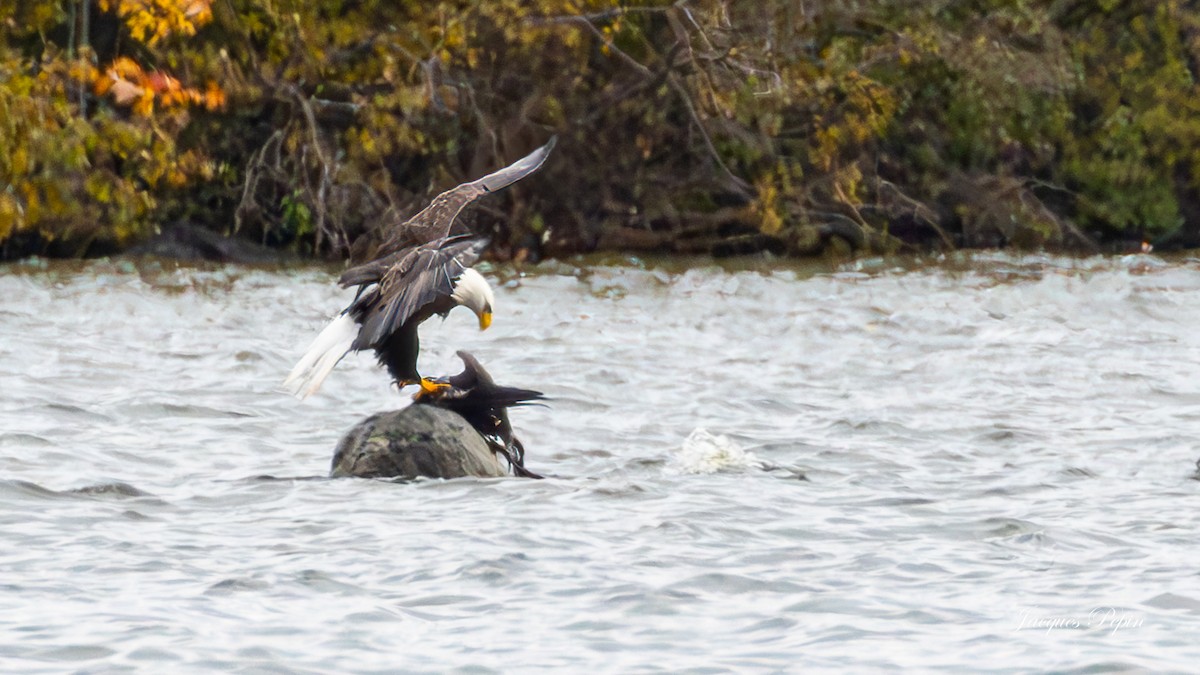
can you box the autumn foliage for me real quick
[97,0,213,44]
[92,56,225,117]
[2,0,1200,260]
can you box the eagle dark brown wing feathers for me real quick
[352,237,487,350]
[376,137,557,255]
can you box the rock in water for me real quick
[331,405,507,479]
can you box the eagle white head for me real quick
[451,267,495,330]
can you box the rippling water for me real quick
[2,252,1200,672]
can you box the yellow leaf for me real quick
[11,146,29,175]
[20,184,40,223]
[132,90,155,117]
[0,194,21,240]
[110,57,143,79]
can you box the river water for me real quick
[1,252,1199,672]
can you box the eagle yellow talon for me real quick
[419,377,451,395]
[408,377,453,402]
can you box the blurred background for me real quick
[4,0,1198,262]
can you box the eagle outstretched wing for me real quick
[376,137,557,254]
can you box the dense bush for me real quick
[2,0,1199,260]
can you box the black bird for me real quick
[283,138,556,398]
[416,351,545,478]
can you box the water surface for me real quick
[1,253,1198,672]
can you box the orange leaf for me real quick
[185,0,212,20]
[144,71,171,92]
[94,73,116,96]
[203,81,226,111]
[110,57,143,80]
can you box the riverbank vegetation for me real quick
[3,1,1199,261]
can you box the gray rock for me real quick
[330,404,507,480]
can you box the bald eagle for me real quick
[416,351,545,478]
[283,138,556,398]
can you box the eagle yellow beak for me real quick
[479,311,492,330]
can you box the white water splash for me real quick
[673,428,762,474]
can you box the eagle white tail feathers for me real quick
[282,313,357,399]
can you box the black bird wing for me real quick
[424,351,546,477]
[379,137,557,252]
[445,351,545,406]
[353,236,487,349]
[446,350,489,389]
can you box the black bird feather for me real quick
[419,351,546,478]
